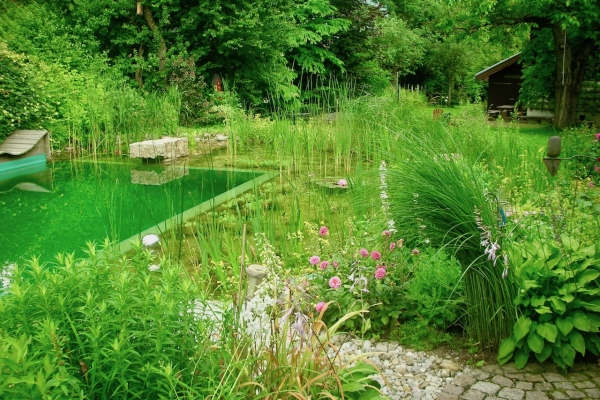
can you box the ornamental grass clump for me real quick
[385,133,516,350]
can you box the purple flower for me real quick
[315,302,327,313]
[359,248,369,257]
[375,267,386,280]
[371,251,382,260]
[319,260,329,270]
[337,179,348,187]
[382,230,391,237]
[319,226,329,236]
[292,312,306,336]
[309,255,320,265]
[389,242,396,251]
[329,276,342,289]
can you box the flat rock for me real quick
[130,137,189,159]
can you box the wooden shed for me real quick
[0,130,50,174]
[475,53,522,112]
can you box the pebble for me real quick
[329,336,467,399]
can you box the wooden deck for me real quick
[0,130,49,156]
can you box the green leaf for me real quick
[561,235,579,252]
[572,313,591,332]
[514,348,529,369]
[534,306,552,314]
[380,315,389,326]
[522,280,541,289]
[343,382,365,392]
[550,297,566,315]
[497,336,516,364]
[531,295,546,307]
[527,332,545,354]
[558,343,576,367]
[534,342,552,363]
[556,316,574,336]
[568,331,586,356]
[576,269,599,286]
[536,323,558,343]
[513,316,532,341]
[357,389,387,400]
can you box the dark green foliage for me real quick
[519,28,555,111]
[0,45,57,141]
[169,55,213,126]
[0,242,245,398]
[498,237,600,370]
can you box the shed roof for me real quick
[475,53,521,82]
[0,130,48,156]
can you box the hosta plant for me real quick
[498,236,600,370]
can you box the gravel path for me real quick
[331,337,600,400]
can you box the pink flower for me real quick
[375,267,386,280]
[397,239,404,248]
[359,248,369,257]
[371,251,382,260]
[337,179,348,187]
[389,242,396,251]
[590,181,595,188]
[594,166,600,173]
[309,256,320,265]
[329,276,342,289]
[595,133,600,141]
[319,261,330,270]
[319,226,329,236]
[332,261,339,268]
[382,230,391,237]
[315,302,327,313]
[411,248,420,255]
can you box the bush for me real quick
[0,44,57,141]
[0,241,243,398]
[498,236,600,370]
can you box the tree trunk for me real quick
[142,5,167,71]
[552,26,594,128]
[448,75,453,106]
[135,44,144,88]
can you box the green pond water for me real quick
[0,160,261,264]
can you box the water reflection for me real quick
[0,163,53,193]
[0,160,259,263]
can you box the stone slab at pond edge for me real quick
[129,137,189,159]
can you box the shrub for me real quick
[498,236,600,370]
[0,44,57,141]
[0,241,243,398]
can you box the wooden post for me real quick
[136,2,143,15]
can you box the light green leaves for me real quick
[556,316,573,336]
[497,336,516,365]
[513,316,531,340]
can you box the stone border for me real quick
[116,166,277,254]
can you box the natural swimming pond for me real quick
[0,159,267,264]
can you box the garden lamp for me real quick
[543,136,597,176]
